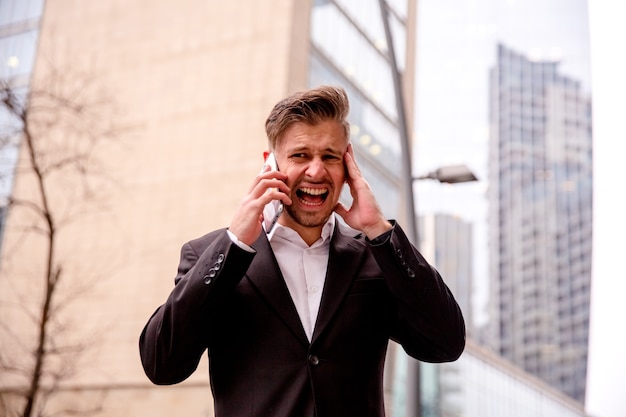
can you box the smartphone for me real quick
[261,152,284,234]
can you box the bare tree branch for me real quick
[1,56,125,417]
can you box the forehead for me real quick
[277,120,348,151]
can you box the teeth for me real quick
[300,199,321,206]
[299,187,327,196]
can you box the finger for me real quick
[264,187,293,206]
[251,176,289,200]
[263,177,290,193]
[256,169,288,184]
[334,201,349,220]
[342,155,361,200]
[251,164,271,191]
[344,149,362,181]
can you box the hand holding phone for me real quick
[261,153,284,234]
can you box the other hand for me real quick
[334,146,392,239]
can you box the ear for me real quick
[263,150,270,162]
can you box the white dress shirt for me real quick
[268,216,334,340]
[227,215,335,341]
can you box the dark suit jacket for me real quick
[139,220,465,417]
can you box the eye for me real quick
[323,154,342,162]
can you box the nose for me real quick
[305,157,326,180]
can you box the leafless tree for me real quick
[0,63,122,417]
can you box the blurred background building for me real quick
[487,43,593,403]
[0,0,596,416]
[419,214,474,338]
[426,341,587,417]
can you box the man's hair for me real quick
[265,85,350,149]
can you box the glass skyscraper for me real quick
[488,43,593,403]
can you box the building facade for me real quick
[0,1,417,416]
[419,213,474,338]
[488,44,593,403]
[433,340,588,417]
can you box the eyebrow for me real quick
[288,145,344,155]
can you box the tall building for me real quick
[0,1,417,416]
[487,44,593,403]
[419,213,474,337]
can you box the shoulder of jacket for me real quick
[186,228,229,250]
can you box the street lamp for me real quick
[414,164,478,184]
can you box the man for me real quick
[139,86,465,417]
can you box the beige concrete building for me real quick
[1,1,416,415]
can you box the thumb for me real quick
[334,202,349,221]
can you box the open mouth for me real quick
[296,187,329,207]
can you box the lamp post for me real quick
[411,166,476,417]
[414,164,478,184]
[377,2,477,416]
[377,0,417,245]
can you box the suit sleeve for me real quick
[139,229,256,384]
[368,222,466,362]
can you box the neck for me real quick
[297,227,323,247]
[278,214,326,247]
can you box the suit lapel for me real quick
[311,224,366,344]
[247,233,309,347]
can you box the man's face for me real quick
[273,120,349,233]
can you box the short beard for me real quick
[284,204,332,229]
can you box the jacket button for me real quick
[203,275,212,285]
[308,355,320,366]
